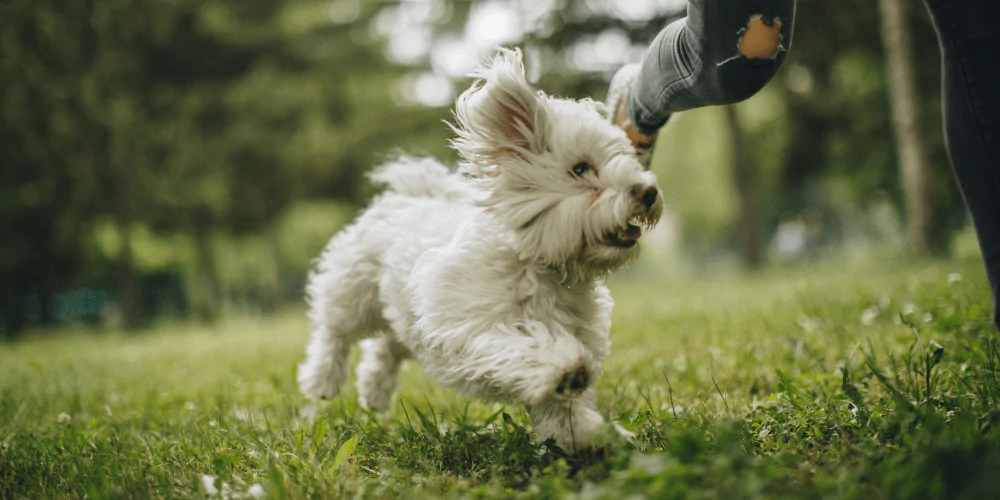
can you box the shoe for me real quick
[606,63,657,167]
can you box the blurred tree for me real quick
[724,106,762,268]
[1,0,121,333]
[775,0,956,251]
[0,0,465,335]
[878,0,936,254]
[1,0,265,330]
[0,0,973,336]
[195,0,456,313]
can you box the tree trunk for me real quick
[724,106,762,269]
[194,226,222,323]
[878,0,935,255]
[108,99,142,330]
[117,209,142,330]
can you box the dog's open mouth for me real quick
[603,223,642,248]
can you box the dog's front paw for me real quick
[531,404,605,452]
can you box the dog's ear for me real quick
[451,48,546,175]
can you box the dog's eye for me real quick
[570,162,590,177]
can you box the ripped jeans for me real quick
[628,0,796,134]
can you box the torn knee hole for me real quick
[738,14,784,59]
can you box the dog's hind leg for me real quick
[298,321,354,401]
[298,251,384,401]
[355,334,411,411]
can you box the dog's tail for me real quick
[369,157,469,200]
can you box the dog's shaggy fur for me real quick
[298,49,662,451]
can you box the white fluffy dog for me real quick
[298,49,662,451]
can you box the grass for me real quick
[2,256,999,498]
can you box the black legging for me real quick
[925,0,1000,330]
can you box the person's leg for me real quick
[924,0,1000,331]
[629,0,797,134]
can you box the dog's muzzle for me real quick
[631,184,659,212]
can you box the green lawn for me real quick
[2,257,998,498]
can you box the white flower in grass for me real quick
[758,426,771,440]
[860,306,880,326]
[660,403,685,415]
[948,273,962,284]
[56,412,71,424]
[796,315,819,333]
[902,303,918,315]
[474,424,500,436]
[247,484,266,498]
[202,475,225,496]
[922,313,934,324]
[879,294,892,309]
[184,401,197,411]
[202,475,266,499]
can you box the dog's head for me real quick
[451,48,662,276]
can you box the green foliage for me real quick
[275,201,355,288]
[0,0,976,333]
[1,259,996,498]
[0,0,459,334]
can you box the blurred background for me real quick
[0,0,976,337]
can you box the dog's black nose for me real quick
[633,185,658,210]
